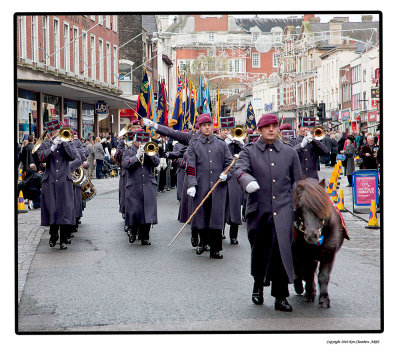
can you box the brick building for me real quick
[16,14,134,142]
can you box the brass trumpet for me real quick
[138,141,159,165]
[312,126,327,141]
[232,125,247,142]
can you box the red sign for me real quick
[351,122,357,133]
[355,176,377,205]
[373,68,380,87]
[368,111,377,122]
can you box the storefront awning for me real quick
[17,80,137,110]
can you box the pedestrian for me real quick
[94,137,105,179]
[340,134,356,187]
[84,138,95,178]
[18,165,42,209]
[321,132,332,167]
[337,132,347,154]
[121,130,160,245]
[235,114,302,311]
[359,135,378,170]
[291,121,328,180]
[111,132,119,149]
[186,114,233,259]
[21,134,39,171]
[37,125,77,250]
[329,132,338,166]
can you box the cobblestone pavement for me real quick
[17,176,120,304]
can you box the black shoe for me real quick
[242,216,246,223]
[65,238,72,244]
[210,251,223,259]
[49,234,59,247]
[129,234,136,244]
[274,298,293,312]
[167,188,171,191]
[191,236,199,247]
[230,238,238,245]
[60,241,67,250]
[252,282,264,305]
[124,226,128,232]
[196,244,206,255]
[205,244,211,252]
[122,214,125,220]
[141,240,151,245]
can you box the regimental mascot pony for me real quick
[292,178,350,308]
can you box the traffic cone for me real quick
[19,168,23,182]
[337,161,343,175]
[111,170,115,177]
[365,200,379,229]
[17,190,27,213]
[327,172,336,195]
[331,183,338,203]
[337,189,345,211]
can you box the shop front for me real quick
[17,89,39,142]
[63,99,78,133]
[82,103,95,139]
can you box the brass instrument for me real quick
[32,130,48,153]
[118,124,131,137]
[312,126,327,141]
[138,141,159,164]
[232,125,247,142]
[71,166,85,186]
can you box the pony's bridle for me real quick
[294,213,325,236]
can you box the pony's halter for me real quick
[294,215,325,236]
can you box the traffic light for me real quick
[317,102,326,120]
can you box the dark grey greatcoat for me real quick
[71,139,88,219]
[167,142,187,201]
[225,140,243,225]
[187,134,233,230]
[121,145,160,226]
[291,135,328,180]
[177,151,192,223]
[155,124,199,146]
[115,139,127,214]
[38,140,77,226]
[235,138,302,283]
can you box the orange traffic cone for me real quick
[331,183,338,203]
[19,168,23,182]
[18,190,27,213]
[337,189,345,210]
[365,200,379,229]
[327,171,337,196]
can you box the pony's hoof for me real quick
[294,280,304,295]
[303,293,315,302]
[319,297,331,308]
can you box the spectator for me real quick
[340,134,356,187]
[85,138,95,178]
[359,135,378,170]
[111,132,119,148]
[329,132,338,167]
[94,136,105,179]
[21,135,39,172]
[321,132,332,167]
[337,132,347,154]
[18,164,42,209]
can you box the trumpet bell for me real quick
[232,125,247,142]
[59,127,74,142]
[144,141,159,157]
[313,127,326,141]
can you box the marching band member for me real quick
[292,120,328,180]
[235,114,302,311]
[219,118,244,245]
[121,130,160,245]
[37,123,77,250]
[186,114,233,259]
[165,139,187,201]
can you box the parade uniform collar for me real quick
[255,137,282,152]
[199,133,216,144]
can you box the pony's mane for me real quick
[294,179,332,220]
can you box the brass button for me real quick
[210,171,213,173]
[305,158,308,161]
[273,196,276,199]
[273,212,277,216]
[269,149,273,151]
[272,179,276,183]
[271,163,274,166]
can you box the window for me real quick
[73,27,79,74]
[90,35,96,79]
[112,15,118,32]
[106,42,111,84]
[53,18,60,68]
[98,15,103,25]
[31,16,38,62]
[363,91,367,110]
[234,59,240,73]
[18,16,26,59]
[273,53,278,68]
[90,15,95,21]
[252,32,260,42]
[42,16,50,64]
[353,93,361,110]
[273,32,282,44]
[363,69,366,82]
[82,32,88,77]
[106,15,111,29]
[98,38,104,82]
[113,45,118,84]
[209,33,215,43]
[252,53,260,68]
[63,23,70,71]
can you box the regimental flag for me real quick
[147,75,158,138]
[212,87,220,128]
[246,102,257,131]
[189,84,196,130]
[156,81,168,127]
[137,68,151,120]
[206,78,212,114]
[169,88,183,130]
[196,75,210,115]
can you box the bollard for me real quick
[337,189,345,211]
[365,200,379,229]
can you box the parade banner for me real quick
[301,117,316,127]
[281,129,296,142]
[352,169,380,213]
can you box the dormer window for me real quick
[252,32,260,42]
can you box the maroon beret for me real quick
[247,129,254,135]
[131,119,141,126]
[257,114,279,128]
[194,122,200,130]
[196,113,212,126]
[182,129,190,133]
[279,123,292,131]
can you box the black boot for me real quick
[49,234,58,247]
[274,298,293,312]
[196,242,206,255]
[210,251,223,259]
[60,241,67,250]
[252,281,264,305]
[141,239,151,245]
[191,235,199,247]
[230,238,238,245]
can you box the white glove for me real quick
[305,132,313,143]
[301,137,308,148]
[53,136,62,145]
[246,181,260,193]
[219,173,227,182]
[50,143,57,152]
[187,187,196,197]
[136,146,144,159]
[225,137,233,145]
[143,118,157,130]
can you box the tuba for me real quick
[72,166,85,186]
[232,125,247,142]
[312,126,327,141]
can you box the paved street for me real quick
[17,165,381,332]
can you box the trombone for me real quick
[32,127,74,153]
